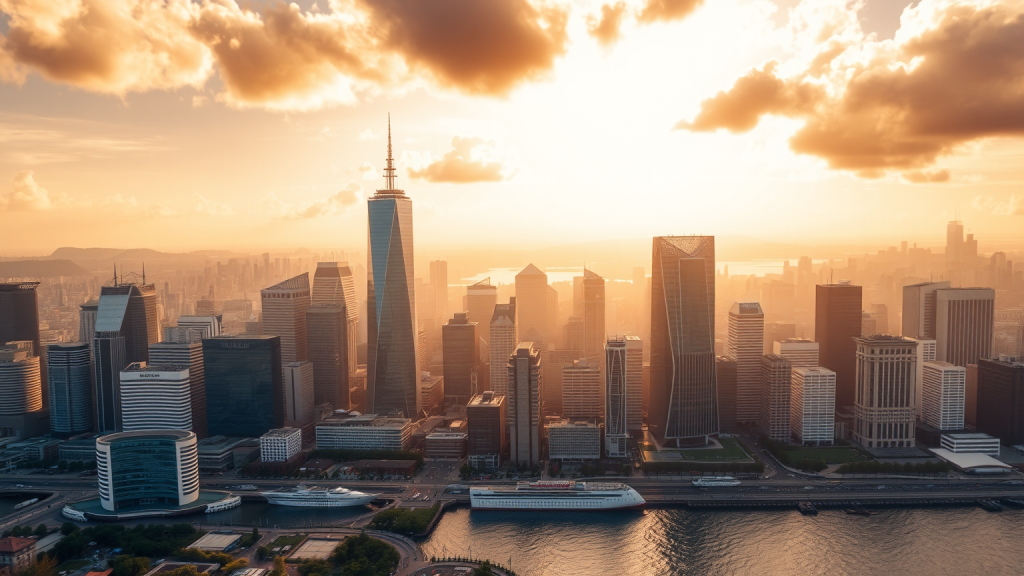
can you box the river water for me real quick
[419,507,1024,576]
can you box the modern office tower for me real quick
[149,340,207,439]
[582,269,606,361]
[515,264,551,345]
[489,298,517,397]
[540,349,576,417]
[976,356,1024,445]
[772,339,819,368]
[367,123,419,418]
[283,361,315,428]
[548,420,602,460]
[605,336,642,456]
[935,288,995,367]
[946,219,965,275]
[906,338,937,420]
[92,282,160,433]
[260,274,311,365]
[815,281,863,410]
[306,304,350,410]
[791,367,836,446]
[507,342,542,468]
[466,278,497,344]
[467,392,507,470]
[79,299,98,349]
[716,356,738,433]
[852,336,917,448]
[562,358,602,420]
[203,335,284,437]
[96,430,199,512]
[965,363,978,428]
[260,427,302,462]
[47,343,92,436]
[728,302,764,423]
[871,304,889,334]
[650,236,719,445]
[119,363,192,431]
[0,343,43,416]
[175,315,223,338]
[921,361,966,431]
[311,262,359,373]
[759,354,791,442]
[430,260,449,325]
[861,312,877,337]
[442,312,479,406]
[0,282,41,363]
[564,316,585,354]
[902,281,952,339]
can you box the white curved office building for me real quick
[120,363,192,431]
[0,344,43,415]
[97,429,199,512]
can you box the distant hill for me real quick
[0,260,90,278]
[50,247,180,260]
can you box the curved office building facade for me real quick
[96,430,199,511]
[0,348,43,415]
[47,343,93,435]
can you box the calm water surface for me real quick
[421,507,1024,576]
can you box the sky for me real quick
[0,0,1023,256]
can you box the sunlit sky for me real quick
[1,0,1022,255]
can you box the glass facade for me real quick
[47,343,93,436]
[306,305,349,410]
[97,430,199,511]
[203,336,283,437]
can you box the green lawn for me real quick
[785,447,870,463]
[677,438,752,462]
[268,534,307,551]
[55,560,92,574]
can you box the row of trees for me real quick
[758,435,829,473]
[836,460,951,475]
[54,523,201,563]
[642,461,765,475]
[368,503,440,535]
[2,524,49,538]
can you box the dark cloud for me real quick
[678,1,1024,178]
[408,137,509,183]
[588,2,628,46]
[361,0,569,95]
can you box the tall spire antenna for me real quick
[113,264,118,287]
[384,113,397,191]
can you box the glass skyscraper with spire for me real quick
[367,118,420,418]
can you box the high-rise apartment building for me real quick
[489,298,517,397]
[466,278,497,344]
[650,236,719,445]
[716,356,738,433]
[605,336,643,456]
[430,260,449,326]
[442,312,479,406]
[772,339,819,368]
[728,302,764,423]
[759,354,791,442]
[791,367,835,446]
[508,343,542,468]
[976,356,1024,445]
[306,304,349,410]
[311,262,359,377]
[935,288,994,367]
[367,123,419,418]
[203,335,284,438]
[515,264,551,346]
[902,281,951,339]
[562,358,602,421]
[0,283,42,377]
[582,269,606,361]
[816,282,862,410]
[0,343,43,418]
[47,342,93,436]
[467,391,507,470]
[149,340,208,439]
[120,363,192,431]
[260,274,311,365]
[853,336,917,448]
[79,299,98,350]
[906,338,936,420]
[921,361,966,431]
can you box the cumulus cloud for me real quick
[192,192,234,216]
[901,169,950,184]
[362,0,569,95]
[637,0,704,23]
[588,2,627,46]
[265,181,362,219]
[973,194,1024,216]
[408,137,513,184]
[0,170,51,211]
[677,0,1024,178]
[359,161,378,180]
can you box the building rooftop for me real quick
[99,430,194,444]
[262,273,310,292]
[730,302,763,315]
[426,431,468,440]
[122,363,189,373]
[942,432,998,441]
[187,533,243,552]
[930,448,1011,473]
[0,537,35,553]
[318,413,411,429]
[469,392,505,407]
[516,263,546,278]
[261,427,300,439]
[855,334,914,343]
[780,338,815,344]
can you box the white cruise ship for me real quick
[261,486,379,507]
[470,481,645,511]
[692,476,741,487]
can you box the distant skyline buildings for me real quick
[260,273,311,365]
[515,264,553,347]
[488,298,517,398]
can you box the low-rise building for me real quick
[143,562,218,576]
[315,413,412,451]
[260,427,302,462]
[197,435,258,473]
[187,533,242,553]
[425,432,468,459]
[0,537,35,572]
[58,437,97,462]
[940,432,1000,455]
[547,419,601,461]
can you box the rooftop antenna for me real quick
[383,113,397,191]
[113,264,118,287]
[142,262,146,284]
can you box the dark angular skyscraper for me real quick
[0,282,44,404]
[47,342,93,437]
[367,119,419,417]
[650,236,719,445]
[306,304,350,410]
[442,312,479,406]
[815,282,863,410]
[203,335,284,438]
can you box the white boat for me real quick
[261,485,379,507]
[692,476,741,487]
[206,495,241,513]
[470,481,645,511]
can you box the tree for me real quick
[256,546,270,561]
[17,555,57,576]
[472,562,495,576]
[159,566,199,576]
[298,559,330,576]
[223,560,249,572]
[111,556,151,576]
[251,527,260,541]
[33,525,48,538]
[269,557,286,576]
[60,523,78,536]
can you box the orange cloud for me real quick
[678,0,1024,178]
[264,182,362,219]
[362,0,569,95]
[408,137,510,183]
[0,170,51,211]
[637,0,703,23]
[902,169,950,184]
[588,2,628,46]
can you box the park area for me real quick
[785,446,872,464]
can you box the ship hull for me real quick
[470,488,646,511]
[262,496,377,507]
